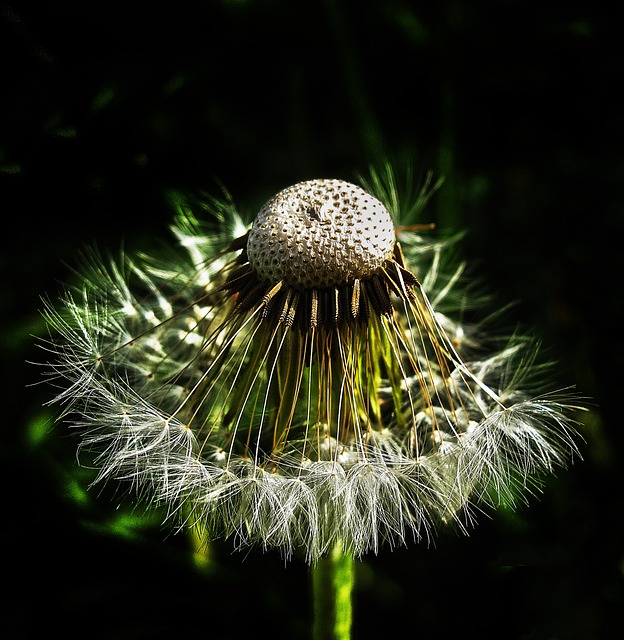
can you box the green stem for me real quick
[311,542,355,640]
[187,511,214,574]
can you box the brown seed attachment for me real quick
[246,179,396,289]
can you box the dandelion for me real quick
[39,168,582,565]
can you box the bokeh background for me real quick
[2,1,622,638]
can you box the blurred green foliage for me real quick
[2,1,621,639]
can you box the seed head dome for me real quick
[246,179,396,289]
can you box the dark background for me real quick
[2,1,622,638]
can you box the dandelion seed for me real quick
[39,172,583,562]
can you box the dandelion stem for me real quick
[187,513,214,574]
[311,542,354,640]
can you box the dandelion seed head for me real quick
[39,169,584,563]
[247,179,396,289]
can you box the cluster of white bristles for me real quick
[40,173,582,562]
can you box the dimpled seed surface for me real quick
[247,179,396,289]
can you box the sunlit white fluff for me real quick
[39,168,582,562]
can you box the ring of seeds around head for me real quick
[224,179,417,329]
